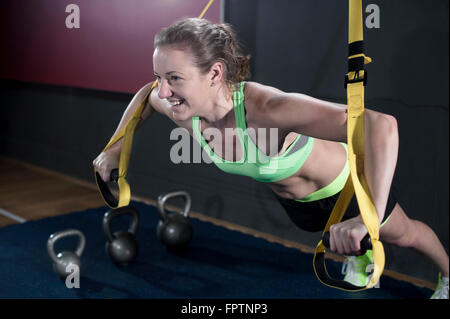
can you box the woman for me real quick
[93,18,448,298]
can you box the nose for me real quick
[157,79,173,100]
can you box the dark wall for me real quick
[0,0,221,93]
[1,0,448,284]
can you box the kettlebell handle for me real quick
[157,191,191,222]
[46,229,86,264]
[102,206,139,243]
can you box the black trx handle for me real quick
[322,232,372,254]
[110,169,119,182]
[95,169,120,208]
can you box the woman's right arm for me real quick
[93,82,157,181]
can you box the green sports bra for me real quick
[192,82,315,183]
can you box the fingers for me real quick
[92,152,118,182]
[349,229,362,253]
[93,162,109,183]
[329,224,364,256]
[99,168,111,183]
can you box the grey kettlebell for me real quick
[157,191,193,250]
[47,229,86,279]
[103,206,139,266]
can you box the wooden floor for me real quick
[0,157,105,226]
[0,156,435,290]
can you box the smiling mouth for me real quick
[169,99,185,107]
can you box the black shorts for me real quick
[275,187,398,232]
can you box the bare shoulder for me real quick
[244,81,348,141]
[243,81,284,122]
[244,81,284,107]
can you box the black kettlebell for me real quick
[47,229,86,279]
[157,191,193,250]
[103,206,139,266]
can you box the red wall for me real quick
[0,0,221,93]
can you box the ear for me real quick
[208,61,224,85]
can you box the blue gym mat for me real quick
[0,201,433,299]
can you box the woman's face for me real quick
[153,46,211,121]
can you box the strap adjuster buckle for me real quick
[344,70,368,88]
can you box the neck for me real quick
[201,84,234,126]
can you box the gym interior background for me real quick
[0,0,448,285]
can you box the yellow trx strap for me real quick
[94,0,215,208]
[313,0,385,291]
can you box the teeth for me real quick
[170,100,183,106]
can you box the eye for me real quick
[170,75,180,81]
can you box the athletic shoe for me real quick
[341,250,375,287]
[431,273,449,299]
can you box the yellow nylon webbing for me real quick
[94,0,215,208]
[313,0,384,291]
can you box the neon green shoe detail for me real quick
[431,273,449,299]
[341,250,374,287]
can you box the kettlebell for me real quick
[47,229,86,279]
[157,190,193,250]
[103,206,139,266]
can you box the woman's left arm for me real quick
[329,110,398,255]
[258,88,399,253]
[362,110,399,225]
